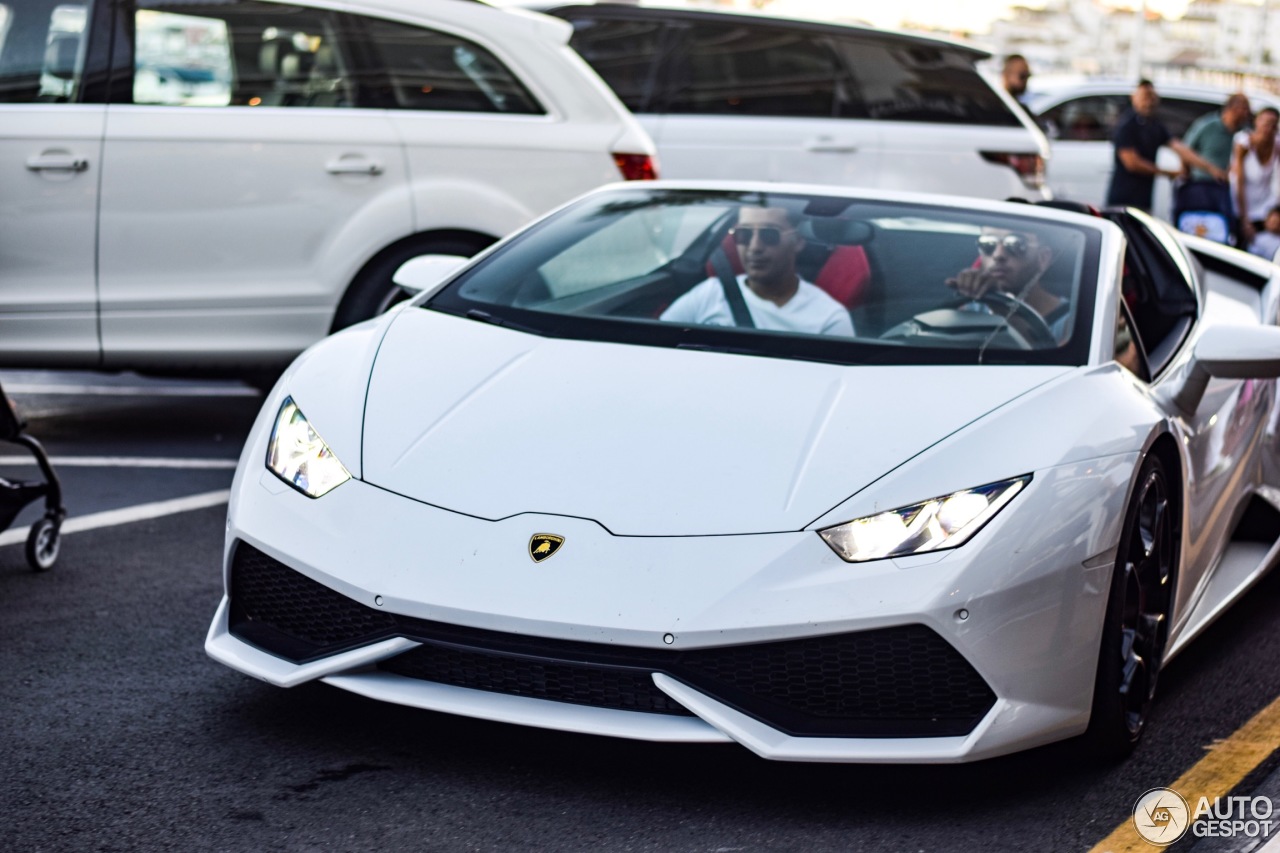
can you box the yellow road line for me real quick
[1090,693,1280,852]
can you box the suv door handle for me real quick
[26,153,89,172]
[325,157,384,176]
[803,137,858,153]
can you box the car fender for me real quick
[235,310,397,502]
[408,176,536,244]
[808,364,1169,532]
[309,184,417,306]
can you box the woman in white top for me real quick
[1232,107,1280,247]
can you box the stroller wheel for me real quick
[26,516,60,572]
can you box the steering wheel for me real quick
[945,291,1058,348]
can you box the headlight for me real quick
[266,397,351,498]
[818,475,1030,563]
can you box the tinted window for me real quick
[0,0,88,103]
[1038,94,1220,142]
[132,0,351,108]
[1039,95,1128,141]
[566,16,662,112]
[358,16,542,114]
[667,22,846,118]
[834,37,1021,126]
[1161,97,1218,138]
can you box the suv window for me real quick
[0,0,88,103]
[356,15,542,114]
[833,37,1021,125]
[134,0,350,107]
[1161,97,1218,138]
[1039,94,1220,142]
[667,22,847,118]
[565,16,662,112]
[1039,95,1128,141]
[130,1,542,113]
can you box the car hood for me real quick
[359,309,1068,536]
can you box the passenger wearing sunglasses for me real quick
[660,206,854,336]
[946,226,1070,341]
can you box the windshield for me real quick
[427,188,1101,366]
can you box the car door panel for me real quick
[97,106,410,366]
[0,0,102,367]
[95,0,413,367]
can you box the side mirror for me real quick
[392,254,469,298]
[1172,324,1280,414]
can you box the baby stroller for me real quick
[0,381,65,571]
[1173,179,1233,245]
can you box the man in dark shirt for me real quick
[1000,54,1040,127]
[1107,80,1226,211]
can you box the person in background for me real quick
[1247,205,1280,260]
[1185,94,1252,182]
[1000,55,1036,123]
[1002,55,1031,100]
[1107,80,1227,212]
[1181,94,1250,236]
[1232,107,1280,248]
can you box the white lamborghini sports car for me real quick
[207,183,1280,763]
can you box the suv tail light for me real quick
[980,151,1045,190]
[614,153,658,181]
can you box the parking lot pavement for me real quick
[0,371,260,538]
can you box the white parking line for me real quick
[2,383,258,397]
[0,490,231,548]
[0,456,237,469]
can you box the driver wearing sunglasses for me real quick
[660,206,855,336]
[946,225,1070,341]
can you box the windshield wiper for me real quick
[463,308,541,336]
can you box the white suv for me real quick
[540,3,1049,202]
[0,0,655,374]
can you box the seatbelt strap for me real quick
[710,247,754,329]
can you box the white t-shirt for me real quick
[660,275,855,337]
[1232,129,1280,221]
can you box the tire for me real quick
[331,236,492,332]
[1084,454,1177,760]
[26,516,60,572]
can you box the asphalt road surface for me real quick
[3,370,1280,853]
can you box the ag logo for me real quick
[528,534,565,563]
[1133,787,1190,846]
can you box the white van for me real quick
[0,0,655,374]
[541,3,1050,201]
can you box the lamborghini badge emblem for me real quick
[528,533,565,563]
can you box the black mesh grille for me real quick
[229,544,396,661]
[228,542,995,736]
[380,645,693,716]
[679,627,996,734]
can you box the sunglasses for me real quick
[730,225,793,247]
[976,233,1031,257]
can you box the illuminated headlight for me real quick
[818,476,1030,563]
[266,397,351,498]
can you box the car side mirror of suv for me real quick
[392,255,470,299]
[1172,324,1280,414]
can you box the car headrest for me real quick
[45,33,80,80]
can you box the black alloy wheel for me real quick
[1085,454,1177,760]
